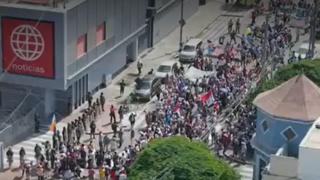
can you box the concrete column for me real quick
[44,88,55,118]
[134,38,139,60]
[0,142,3,171]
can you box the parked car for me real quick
[294,43,310,60]
[179,38,202,63]
[133,74,161,100]
[155,61,179,79]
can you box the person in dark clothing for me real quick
[219,35,225,45]
[90,121,96,140]
[76,126,82,144]
[6,147,13,168]
[99,93,105,111]
[87,92,93,107]
[137,61,143,75]
[111,122,118,137]
[251,11,256,25]
[80,145,87,168]
[34,113,40,133]
[19,147,26,168]
[119,80,125,96]
[230,30,237,44]
[118,128,123,148]
[118,106,124,120]
[50,149,56,169]
[62,127,67,143]
[228,19,233,33]
[236,18,241,34]
[109,105,116,123]
[44,141,50,162]
[34,144,42,161]
[81,114,87,132]
[129,113,136,129]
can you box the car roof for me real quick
[185,38,202,46]
[159,61,177,66]
[300,43,309,49]
[141,74,157,81]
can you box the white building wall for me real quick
[298,147,320,180]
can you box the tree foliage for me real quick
[248,59,320,103]
[128,136,240,180]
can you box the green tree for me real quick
[248,59,320,103]
[128,136,240,180]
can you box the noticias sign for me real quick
[2,17,55,79]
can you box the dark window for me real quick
[282,127,296,141]
[261,120,269,133]
[75,81,78,108]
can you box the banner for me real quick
[2,17,55,78]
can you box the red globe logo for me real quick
[10,24,45,61]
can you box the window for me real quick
[96,22,106,46]
[282,127,297,142]
[261,120,269,133]
[77,34,87,58]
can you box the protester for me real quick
[6,147,13,169]
[110,105,116,123]
[100,93,105,111]
[87,92,93,107]
[119,80,125,97]
[137,61,143,75]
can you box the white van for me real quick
[179,38,202,63]
[155,61,179,78]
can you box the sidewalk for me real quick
[0,0,251,179]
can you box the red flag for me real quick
[200,91,213,105]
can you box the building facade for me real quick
[0,0,149,117]
[251,75,320,180]
[0,0,199,146]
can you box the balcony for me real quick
[262,145,299,180]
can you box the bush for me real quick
[128,136,240,180]
[248,59,320,103]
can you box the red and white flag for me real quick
[200,91,215,107]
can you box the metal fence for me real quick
[0,101,43,147]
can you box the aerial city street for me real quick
[0,0,319,179]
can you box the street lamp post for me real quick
[179,0,185,52]
[308,0,318,58]
[262,15,270,65]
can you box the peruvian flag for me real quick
[200,91,215,107]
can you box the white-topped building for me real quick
[298,118,320,180]
[262,117,320,180]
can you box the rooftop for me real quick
[253,75,320,122]
[300,117,320,149]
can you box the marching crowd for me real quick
[4,1,300,179]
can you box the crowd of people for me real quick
[4,1,301,179]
